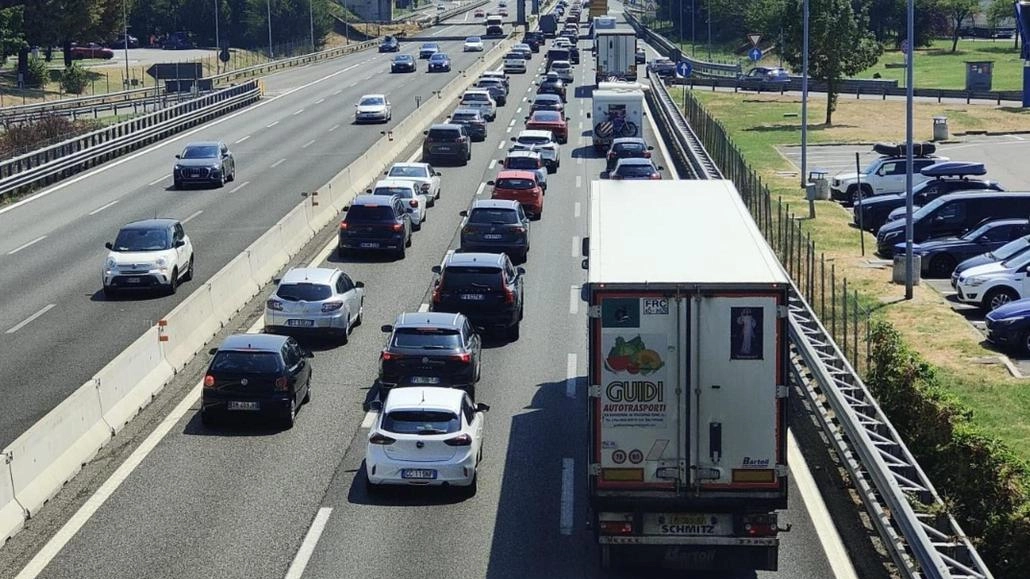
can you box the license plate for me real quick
[126,277,140,284]
[360,242,380,248]
[410,376,441,384]
[436,146,451,151]
[484,234,503,240]
[643,513,728,536]
[228,401,260,411]
[401,469,437,480]
[287,319,314,327]
[460,294,485,301]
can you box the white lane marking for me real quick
[475,182,486,196]
[271,158,287,168]
[360,411,379,429]
[497,140,505,150]
[488,159,496,169]
[569,285,579,315]
[315,98,325,104]
[578,121,583,130]
[88,199,119,215]
[571,235,579,257]
[576,157,583,165]
[516,107,522,113]
[333,89,342,96]
[284,507,333,579]
[565,354,577,398]
[234,135,250,144]
[575,176,581,188]
[292,109,305,115]
[302,139,317,149]
[574,202,581,218]
[229,180,250,193]
[506,126,512,133]
[329,124,340,132]
[789,432,860,579]
[181,210,203,224]
[508,119,515,127]
[418,303,430,313]
[6,303,56,335]
[7,235,46,255]
[148,174,168,186]
[266,120,280,128]
[0,62,364,218]
[560,458,574,535]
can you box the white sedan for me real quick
[385,162,442,206]
[503,56,526,74]
[463,36,485,51]
[354,93,391,123]
[365,387,489,496]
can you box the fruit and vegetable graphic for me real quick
[605,336,664,375]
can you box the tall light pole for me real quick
[800,0,809,191]
[691,0,695,56]
[214,0,220,72]
[267,0,274,58]
[309,0,315,53]
[122,0,130,88]
[706,0,711,61]
[904,0,915,298]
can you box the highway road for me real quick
[0,13,885,578]
[0,6,507,449]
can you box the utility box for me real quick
[892,254,921,285]
[806,169,830,200]
[932,116,949,141]
[965,61,994,91]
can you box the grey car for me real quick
[501,150,547,191]
[264,267,366,340]
[449,108,489,142]
[475,78,508,106]
[173,141,235,188]
[459,199,531,263]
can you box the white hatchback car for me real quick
[264,267,365,340]
[503,56,527,74]
[365,387,489,495]
[369,179,427,230]
[955,250,1030,311]
[102,218,194,297]
[385,162,442,206]
[463,36,484,51]
[459,89,497,121]
[354,93,392,123]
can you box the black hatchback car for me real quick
[459,199,531,263]
[379,312,482,397]
[379,35,400,52]
[430,251,525,339]
[201,333,312,428]
[422,123,472,165]
[338,194,413,259]
[853,176,1004,233]
[391,54,416,72]
[449,108,488,142]
[606,137,654,171]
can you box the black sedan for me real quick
[894,218,1030,278]
[854,177,1004,233]
[391,54,416,72]
[379,312,482,397]
[201,333,313,428]
[537,76,567,101]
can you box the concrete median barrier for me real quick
[4,383,109,521]
[276,204,316,259]
[207,253,260,319]
[247,226,289,284]
[94,327,175,434]
[0,453,25,544]
[161,287,219,371]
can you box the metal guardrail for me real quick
[0,81,261,199]
[208,40,379,86]
[0,90,210,124]
[646,72,994,579]
[645,75,721,179]
[0,86,162,121]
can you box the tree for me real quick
[0,4,26,64]
[940,0,979,52]
[781,0,882,125]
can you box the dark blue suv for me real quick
[338,194,413,259]
[459,200,531,263]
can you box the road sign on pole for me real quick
[676,60,693,77]
[748,47,762,61]
[900,39,910,54]
[747,33,761,47]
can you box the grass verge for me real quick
[859,38,1024,92]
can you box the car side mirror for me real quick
[366,188,372,193]
[581,236,589,257]
[174,239,186,247]
[431,265,442,274]
[174,154,181,159]
[105,242,113,249]
[342,205,350,211]
[355,281,365,288]
[658,166,665,171]
[648,146,654,150]
[487,180,495,185]
[517,267,526,275]
[380,324,394,333]
[585,112,591,118]
[208,347,219,355]
[423,130,428,135]
[476,403,491,412]
[354,104,358,107]
[581,258,589,270]
[510,137,516,141]
[459,210,468,216]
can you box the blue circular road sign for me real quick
[748,47,762,61]
[676,60,692,78]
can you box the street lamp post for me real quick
[267,0,274,58]
[691,0,695,56]
[214,0,220,73]
[122,0,130,88]
[706,0,711,61]
[904,0,915,298]
[309,0,315,53]
[800,0,809,192]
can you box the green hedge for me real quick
[867,321,1030,577]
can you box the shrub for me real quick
[25,55,48,87]
[60,63,88,94]
[0,115,102,159]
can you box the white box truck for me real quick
[594,27,637,84]
[582,180,789,572]
[589,81,645,151]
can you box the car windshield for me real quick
[862,159,881,173]
[535,96,559,104]
[532,111,562,122]
[993,236,1030,259]
[497,178,535,189]
[388,166,428,178]
[505,156,539,169]
[912,198,947,220]
[617,164,655,177]
[180,145,219,159]
[421,44,437,49]
[359,97,384,106]
[345,205,395,222]
[1002,251,1030,269]
[276,283,332,302]
[210,351,280,374]
[112,227,171,251]
[614,141,646,154]
[374,187,413,199]
[394,55,412,62]
[391,327,462,348]
[382,410,461,435]
[431,54,447,61]
[441,267,502,290]
[469,208,520,224]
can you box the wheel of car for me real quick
[302,376,311,404]
[413,218,422,231]
[173,179,182,190]
[928,254,956,279]
[462,473,478,498]
[230,166,236,182]
[282,397,297,429]
[183,255,194,282]
[985,287,1019,311]
[341,312,350,344]
[355,299,364,327]
[167,267,179,295]
[405,230,412,247]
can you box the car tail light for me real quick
[513,226,526,233]
[274,377,289,391]
[504,286,515,304]
[409,199,419,208]
[381,350,403,361]
[392,223,403,231]
[450,352,472,363]
[266,299,283,311]
[369,432,396,445]
[650,174,662,180]
[203,375,216,388]
[444,433,473,446]
[339,221,349,230]
[644,151,652,158]
[741,514,777,537]
[322,301,344,312]
[431,284,441,304]
[599,521,634,535]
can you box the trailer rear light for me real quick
[369,432,396,445]
[741,514,777,537]
[450,352,472,363]
[392,223,403,231]
[599,521,634,535]
[339,221,349,230]
[731,469,776,484]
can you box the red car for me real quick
[489,170,544,219]
[525,110,568,144]
[475,8,486,17]
[69,43,115,60]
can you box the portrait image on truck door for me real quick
[731,307,763,359]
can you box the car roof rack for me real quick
[872,141,936,157]
[920,161,986,177]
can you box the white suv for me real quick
[459,90,497,121]
[956,250,1030,311]
[510,130,561,173]
[830,143,947,205]
[103,219,194,297]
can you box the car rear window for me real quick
[518,135,550,145]
[505,156,540,170]
[373,186,413,199]
[388,166,428,178]
[382,410,461,435]
[496,178,535,189]
[532,111,562,122]
[346,205,396,221]
[441,266,503,290]
[211,351,281,374]
[276,282,332,301]
[428,128,461,140]
[391,327,462,348]
[613,142,646,153]
[452,112,479,121]
[463,93,488,101]
[469,208,520,224]
[617,164,655,177]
